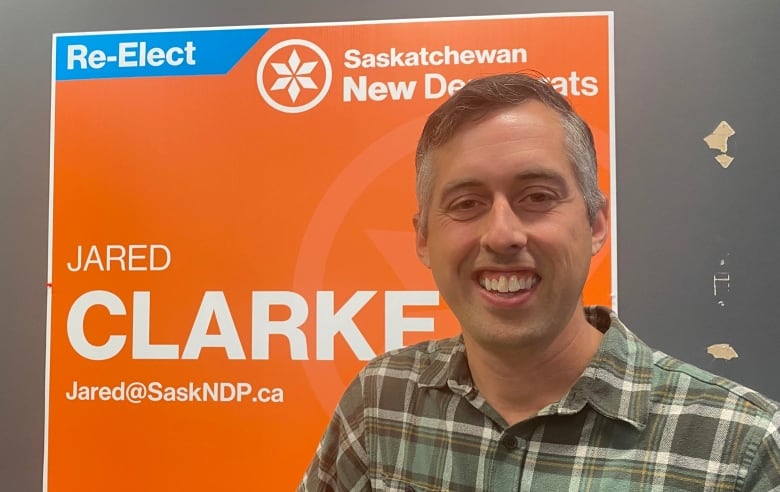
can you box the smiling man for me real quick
[299,73,780,491]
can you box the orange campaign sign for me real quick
[47,13,614,491]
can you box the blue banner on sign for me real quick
[55,28,268,81]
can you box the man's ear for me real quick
[413,213,431,268]
[590,199,609,256]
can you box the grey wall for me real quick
[3,0,779,489]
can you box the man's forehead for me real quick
[432,104,565,160]
[444,99,560,138]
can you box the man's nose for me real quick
[480,198,527,255]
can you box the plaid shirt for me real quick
[299,307,780,491]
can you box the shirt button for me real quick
[501,435,518,450]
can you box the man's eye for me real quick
[451,199,480,210]
[521,191,559,211]
[527,192,554,202]
[445,198,486,220]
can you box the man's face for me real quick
[415,101,608,353]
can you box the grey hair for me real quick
[414,72,606,236]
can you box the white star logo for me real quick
[269,49,318,103]
[257,39,332,114]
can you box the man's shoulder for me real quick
[649,349,779,421]
[594,307,778,424]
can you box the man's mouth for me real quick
[478,272,539,293]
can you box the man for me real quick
[299,73,780,491]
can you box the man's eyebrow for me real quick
[439,179,484,200]
[438,169,570,200]
[512,169,570,191]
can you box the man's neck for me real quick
[464,316,604,426]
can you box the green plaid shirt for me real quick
[299,307,780,491]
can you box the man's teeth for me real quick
[480,275,535,293]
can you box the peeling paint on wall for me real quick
[714,154,734,168]
[714,254,732,308]
[704,121,735,152]
[707,343,739,360]
[704,121,735,168]
[713,272,730,296]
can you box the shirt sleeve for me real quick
[741,409,780,491]
[297,373,371,492]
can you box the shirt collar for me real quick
[417,335,471,392]
[417,306,653,430]
[562,306,652,430]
